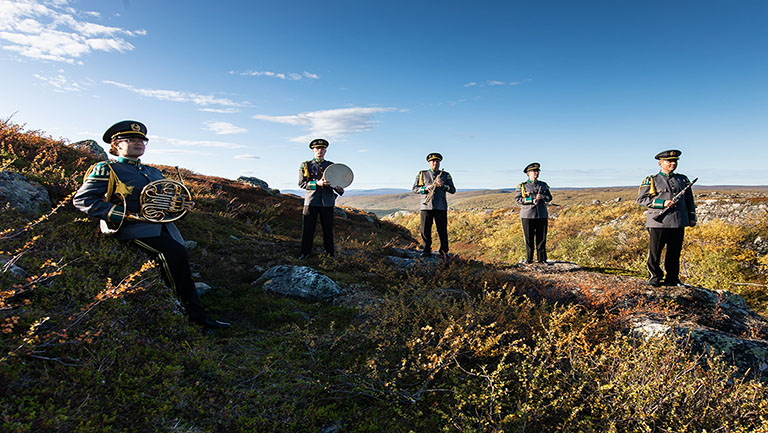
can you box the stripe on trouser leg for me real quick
[134,239,178,294]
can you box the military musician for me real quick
[515,162,553,264]
[412,152,456,258]
[73,121,230,329]
[298,138,344,259]
[637,150,697,287]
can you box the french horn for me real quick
[101,167,193,235]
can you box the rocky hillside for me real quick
[2,120,768,432]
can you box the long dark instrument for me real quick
[423,169,444,205]
[652,177,698,222]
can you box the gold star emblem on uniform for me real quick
[131,123,141,131]
[115,180,134,196]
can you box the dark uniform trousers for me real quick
[647,227,685,285]
[132,226,206,321]
[420,210,449,253]
[301,206,335,256]
[522,218,548,263]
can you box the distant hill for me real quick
[338,185,768,216]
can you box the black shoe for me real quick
[420,251,432,258]
[648,280,662,287]
[195,318,231,329]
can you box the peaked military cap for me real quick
[655,149,682,160]
[426,152,443,162]
[102,120,147,143]
[309,138,329,149]
[524,162,541,173]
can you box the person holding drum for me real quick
[73,120,231,329]
[298,138,346,259]
[412,152,456,258]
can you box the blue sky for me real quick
[1,0,766,190]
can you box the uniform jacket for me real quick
[515,180,552,219]
[637,171,697,228]
[73,158,184,244]
[412,169,456,211]
[299,159,343,207]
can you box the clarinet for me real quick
[652,177,698,222]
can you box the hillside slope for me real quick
[2,121,768,432]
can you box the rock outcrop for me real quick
[237,176,269,190]
[0,171,51,215]
[254,265,342,301]
[67,139,108,161]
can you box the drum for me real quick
[322,163,354,188]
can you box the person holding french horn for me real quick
[73,120,230,329]
[412,152,456,258]
[298,138,347,259]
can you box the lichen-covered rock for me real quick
[626,285,768,378]
[334,207,347,219]
[237,176,269,190]
[195,282,212,296]
[254,265,341,301]
[67,139,108,161]
[0,171,51,215]
[1,257,28,279]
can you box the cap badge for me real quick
[131,123,141,131]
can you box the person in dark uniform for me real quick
[412,152,456,258]
[637,149,697,287]
[299,138,344,259]
[514,162,553,264]
[73,120,230,329]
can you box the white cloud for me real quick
[104,80,247,107]
[234,154,260,159]
[0,0,144,63]
[199,107,240,114]
[230,69,320,81]
[464,80,523,87]
[203,121,247,135]
[151,135,246,149]
[34,71,93,92]
[252,106,398,143]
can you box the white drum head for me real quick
[323,163,354,188]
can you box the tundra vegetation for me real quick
[2,120,768,432]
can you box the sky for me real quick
[1,0,767,190]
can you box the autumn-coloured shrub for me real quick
[3,120,768,432]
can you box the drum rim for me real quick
[324,163,354,188]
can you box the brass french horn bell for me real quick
[101,167,192,235]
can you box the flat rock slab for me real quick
[255,265,342,301]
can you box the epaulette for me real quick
[444,171,452,180]
[517,182,528,198]
[417,170,427,187]
[83,161,113,181]
[639,175,657,197]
